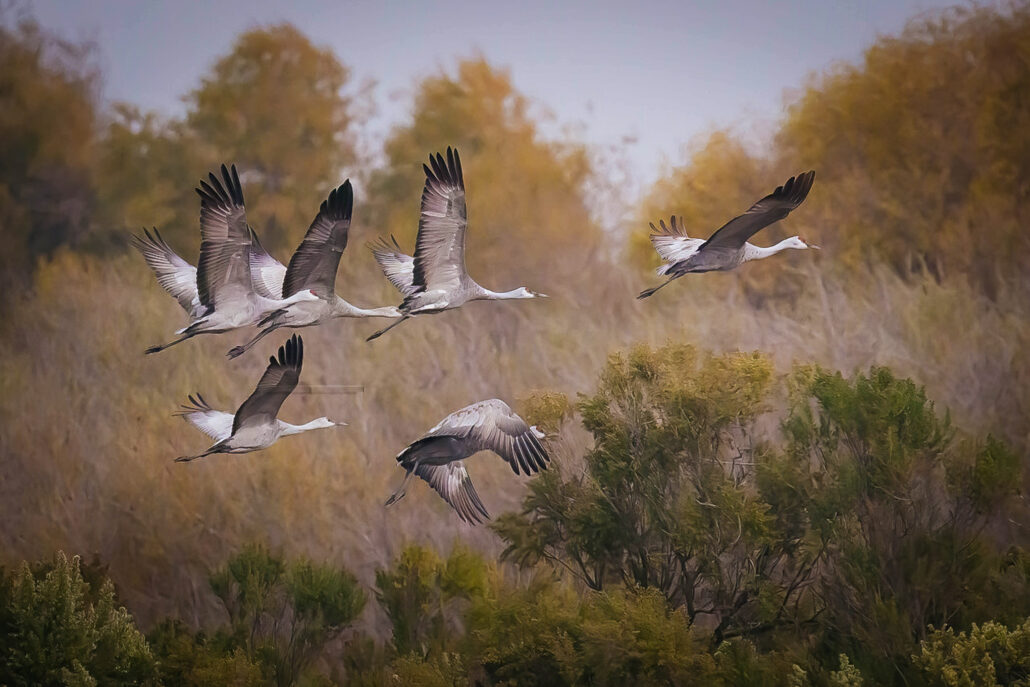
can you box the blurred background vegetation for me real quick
[0,2,1028,684]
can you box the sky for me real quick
[32,0,961,192]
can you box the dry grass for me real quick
[0,245,1027,634]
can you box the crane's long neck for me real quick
[744,238,796,262]
[279,418,331,436]
[332,297,402,319]
[479,287,526,300]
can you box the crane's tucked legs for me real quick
[146,333,193,355]
[174,446,219,463]
[637,279,675,300]
[227,323,280,359]
[384,466,416,507]
[367,316,410,342]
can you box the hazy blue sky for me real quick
[33,0,961,190]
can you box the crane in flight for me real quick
[367,147,547,341]
[385,399,550,524]
[174,334,340,462]
[638,171,817,299]
[142,165,318,353]
[226,180,401,359]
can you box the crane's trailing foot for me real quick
[637,280,672,299]
[366,316,409,342]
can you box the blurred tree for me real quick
[185,23,359,251]
[779,4,1030,293]
[638,5,1030,298]
[0,15,97,299]
[364,58,603,294]
[0,551,157,686]
[92,104,203,255]
[93,23,361,257]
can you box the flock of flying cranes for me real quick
[134,147,816,524]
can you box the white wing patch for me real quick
[369,236,418,297]
[175,394,233,441]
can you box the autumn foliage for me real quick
[0,3,1028,685]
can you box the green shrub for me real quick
[0,551,157,686]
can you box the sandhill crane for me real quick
[366,147,547,341]
[174,334,339,462]
[638,171,817,299]
[384,399,550,524]
[226,180,401,359]
[144,165,318,353]
[133,227,288,323]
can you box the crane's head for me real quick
[790,235,820,250]
[310,417,343,430]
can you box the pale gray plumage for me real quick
[248,228,288,300]
[368,236,417,297]
[367,147,546,341]
[144,164,318,354]
[638,171,817,299]
[175,335,339,462]
[385,399,550,524]
[226,181,400,359]
[131,228,205,320]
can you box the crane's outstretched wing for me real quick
[174,393,233,441]
[248,228,287,299]
[701,171,816,251]
[412,461,490,524]
[369,235,417,297]
[411,147,467,294]
[648,216,705,273]
[131,228,204,318]
[233,334,303,432]
[195,164,254,309]
[424,399,550,476]
[281,181,353,298]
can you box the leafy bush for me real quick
[497,343,1026,684]
[209,544,366,687]
[0,551,157,686]
[915,619,1030,686]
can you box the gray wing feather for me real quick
[131,228,204,318]
[413,461,490,524]
[282,181,353,298]
[411,148,467,292]
[175,393,233,441]
[648,216,705,271]
[232,334,303,432]
[369,236,417,297]
[425,399,550,477]
[248,228,287,299]
[195,164,254,308]
[701,170,816,250]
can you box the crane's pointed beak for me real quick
[809,244,821,250]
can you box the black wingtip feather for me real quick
[322,180,353,221]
